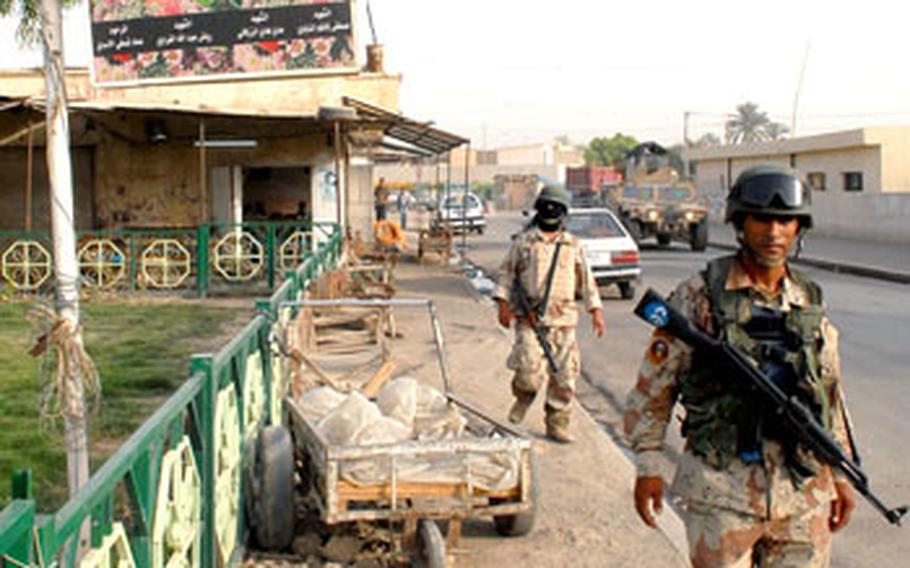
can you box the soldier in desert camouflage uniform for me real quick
[624,165,856,567]
[493,185,605,443]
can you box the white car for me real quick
[566,208,641,299]
[435,192,486,234]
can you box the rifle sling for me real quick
[536,240,563,321]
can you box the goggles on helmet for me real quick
[730,173,809,210]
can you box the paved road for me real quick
[467,212,909,568]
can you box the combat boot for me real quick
[546,423,575,444]
[544,404,574,443]
[508,396,532,424]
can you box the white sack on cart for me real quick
[316,392,382,446]
[315,390,411,447]
[376,377,419,428]
[297,386,347,422]
[375,378,467,440]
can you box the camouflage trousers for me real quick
[506,324,580,427]
[684,501,832,568]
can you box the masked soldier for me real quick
[493,185,606,443]
[625,165,856,567]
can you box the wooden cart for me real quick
[418,227,453,265]
[254,299,537,567]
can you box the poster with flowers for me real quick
[89,0,357,85]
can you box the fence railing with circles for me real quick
[0,221,337,297]
[0,223,342,567]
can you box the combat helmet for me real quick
[725,165,813,229]
[533,185,571,230]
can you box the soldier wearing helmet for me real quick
[625,165,857,566]
[492,185,606,443]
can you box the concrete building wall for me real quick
[496,144,549,166]
[691,146,901,241]
[868,127,910,191]
[794,147,882,194]
[0,69,401,116]
[373,162,563,186]
[0,147,94,232]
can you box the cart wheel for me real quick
[251,425,295,551]
[417,519,447,568]
[492,451,539,537]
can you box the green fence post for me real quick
[196,225,210,298]
[266,224,276,289]
[12,469,32,500]
[128,236,137,293]
[190,354,216,567]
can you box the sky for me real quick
[3,0,910,148]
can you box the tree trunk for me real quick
[39,0,90,499]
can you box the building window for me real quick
[843,172,863,192]
[688,160,697,177]
[807,172,826,192]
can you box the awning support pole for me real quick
[25,127,34,232]
[343,127,352,236]
[198,120,207,223]
[462,142,470,252]
[333,120,343,229]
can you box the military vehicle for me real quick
[606,142,709,251]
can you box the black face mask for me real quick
[535,201,566,231]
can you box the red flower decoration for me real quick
[258,40,280,54]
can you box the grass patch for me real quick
[0,300,249,511]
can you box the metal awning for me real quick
[342,96,468,155]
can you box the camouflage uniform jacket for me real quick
[493,227,602,327]
[624,255,853,518]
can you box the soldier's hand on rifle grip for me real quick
[496,299,515,329]
[634,476,664,529]
[830,481,856,532]
[591,308,605,337]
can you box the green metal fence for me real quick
[0,224,342,567]
[0,221,337,297]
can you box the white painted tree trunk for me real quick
[39,0,90,499]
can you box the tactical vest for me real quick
[679,256,833,478]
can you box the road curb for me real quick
[708,242,910,284]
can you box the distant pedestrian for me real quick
[492,185,605,443]
[374,177,389,221]
[397,190,411,229]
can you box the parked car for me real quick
[566,208,641,299]
[434,192,486,234]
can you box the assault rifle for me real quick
[512,241,563,375]
[634,288,908,526]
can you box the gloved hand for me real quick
[496,299,515,329]
[634,475,664,529]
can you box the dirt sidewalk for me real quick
[391,256,687,567]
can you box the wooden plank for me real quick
[336,479,520,501]
[288,348,344,391]
[360,359,397,398]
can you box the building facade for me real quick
[683,127,910,242]
[0,67,400,241]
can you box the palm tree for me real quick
[764,122,790,141]
[694,132,721,148]
[1,0,92,505]
[725,102,772,144]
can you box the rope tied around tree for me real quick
[27,302,101,425]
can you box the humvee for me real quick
[606,142,708,251]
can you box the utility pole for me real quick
[791,39,811,137]
[683,111,692,147]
